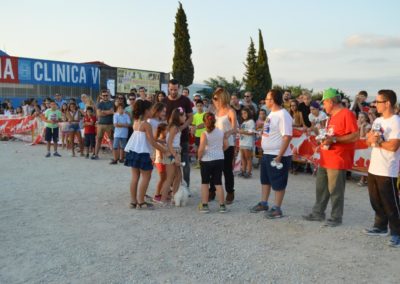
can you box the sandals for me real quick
[129,202,137,209]
[137,202,154,210]
[357,181,367,187]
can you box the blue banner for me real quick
[17,58,100,89]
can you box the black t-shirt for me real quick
[298,102,311,127]
[164,95,193,143]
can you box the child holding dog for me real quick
[197,112,229,213]
[159,107,186,205]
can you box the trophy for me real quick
[316,127,334,150]
[270,159,283,170]
[371,123,384,147]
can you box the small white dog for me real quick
[174,186,189,207]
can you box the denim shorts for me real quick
[113,137,127,150]
[69,123,80,132]
[260,154,291,191]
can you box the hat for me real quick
[310,101,320,109]
[321,88,340,102]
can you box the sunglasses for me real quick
[129,98,136,100]
[244,96,251,98]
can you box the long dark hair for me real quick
[155,122,168,139]
[168,107,185,129]
[133,99,152,120]
[151,102,166,118]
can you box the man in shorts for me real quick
[250,89,293,218]
[92,89,114,160]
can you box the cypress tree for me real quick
[255,29,272,100]
[172,2,194,87]
[243,38,258,93]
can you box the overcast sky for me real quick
[1,0,399,97]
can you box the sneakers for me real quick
[323,218,342,227]
[302,213,325,222]
[45,152,51,158]
[388,235,400,248]
[265,207,283,219]
[91,155,99,160]
[237,171,245,177]
[53,152,61,157]
[363,227,389,236]
[198,203,210,213]
[219,204,227,213]
[243,172,252,178]
[250,202,269,213]
[226,192,234,205]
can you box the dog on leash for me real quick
[174,186,189,207]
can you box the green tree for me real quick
[273,84,313,98]
[172,2,194,87]
[203,76,243,95]
[243,37,258,93]
[254,29,272,101]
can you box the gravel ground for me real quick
[1,141,399,283]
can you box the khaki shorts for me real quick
[97,124,113,140]
[163,147,181,165]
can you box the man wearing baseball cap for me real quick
[303,88,358,227]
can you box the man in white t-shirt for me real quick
[250,89,293,218]
[364,89,400,248]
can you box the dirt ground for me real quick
[0,141,399,283]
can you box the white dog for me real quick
[174,186,189,207]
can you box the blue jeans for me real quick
[180,142,190,187]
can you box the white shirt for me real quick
[261,109,293,156]
[368,115,400,177]
[216,114,234,146]
[308,111,327,128]
[240,119,255,148]
[201,128,224,161]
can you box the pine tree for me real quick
[172,2,194,87]
[243,38,257,93]
[255,29,272,101]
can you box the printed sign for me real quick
[117,68,160,94]
[0,56,100,89]
[0,56,19,83]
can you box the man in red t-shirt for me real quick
[303,88,358,227]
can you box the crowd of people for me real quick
[1,80,399,248]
